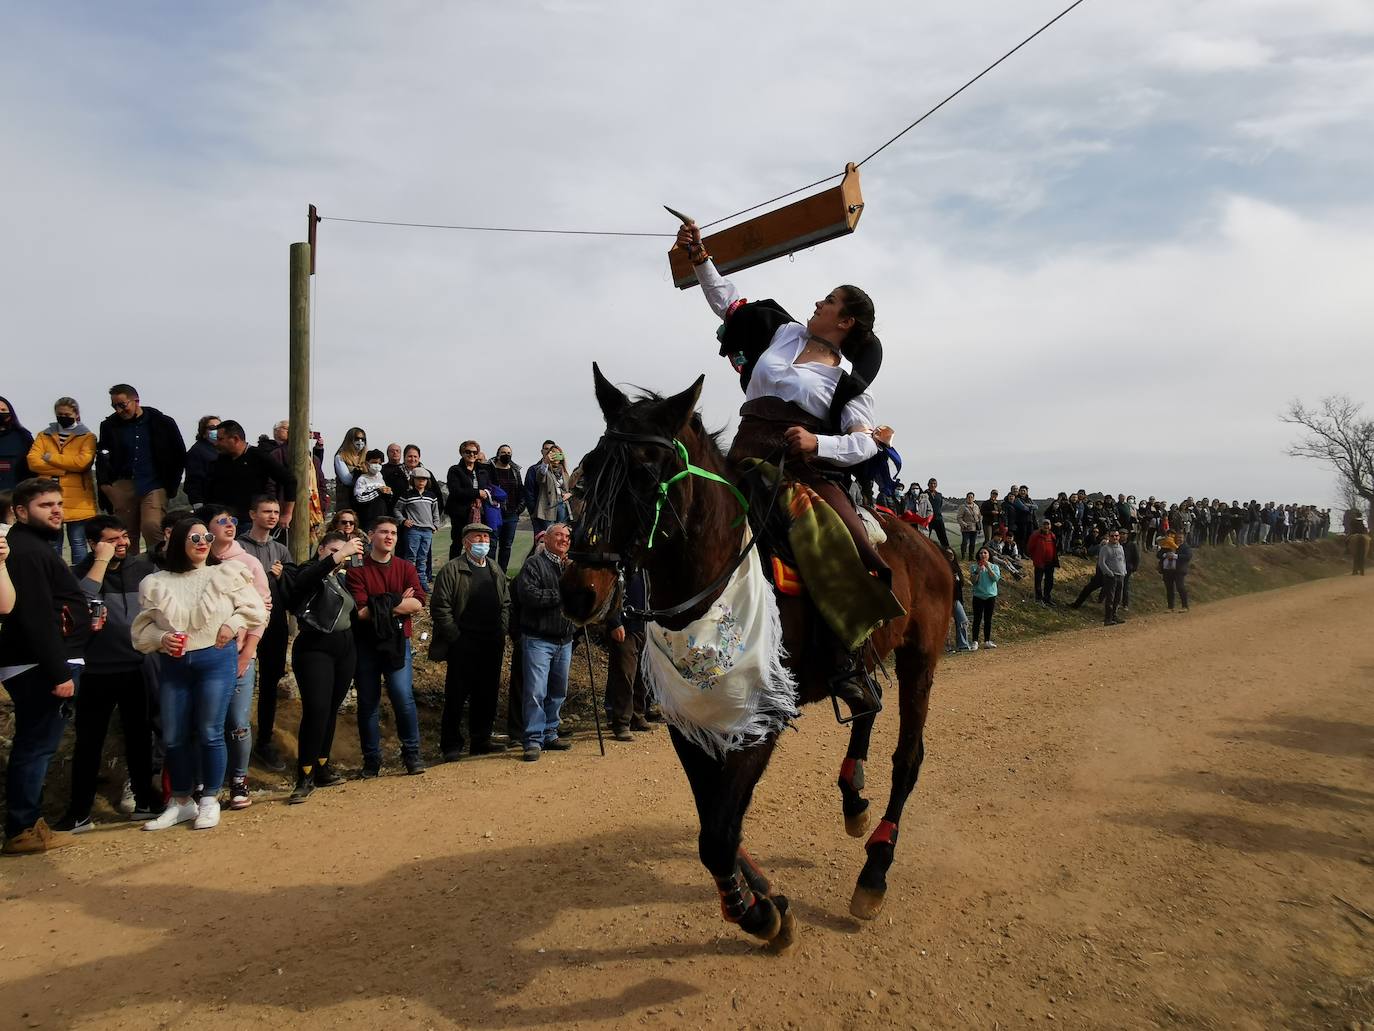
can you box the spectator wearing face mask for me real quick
[0,396,34,494]
[430,523,510,760]
[333,427,369,491]
[486,445,525,570]
[352,449,391,530]
[183,415,221,506]
[27,397,97,565]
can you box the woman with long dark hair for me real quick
[968,546,1001,651]
[282,531,363,802]
[676,221,902,707]
[0,396,34,494]
[131,517,266,831]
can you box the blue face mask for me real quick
[207,429,218,442]
[469,542,490,560]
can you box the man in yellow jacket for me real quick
[26,397,97,564]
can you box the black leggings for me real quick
[292,630,355,773]
[255,609,290,742]
[971,595,996,642]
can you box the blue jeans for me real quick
[952,601,970,650]
[401,527,435,589]
[48,520,90,566]
[354,638,420,764]
[2,664,81,837]
[158,645,237,797]
[496,518,519,571]
[224,656,255,783]
[521,636,572,746]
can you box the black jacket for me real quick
[206,446,298,523]
[0,522,93,686]
[74,553,157,673]
[96,406,185,498]
[183,438,219,505]
[445,461,494,521]
[515,550,574,642]
[606,570,647,634]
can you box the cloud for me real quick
[0,0,1370,509]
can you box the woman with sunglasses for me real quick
[132,518,266,831]
[326,509,368,547]
[333,427,370,491]
[196,505,272,810]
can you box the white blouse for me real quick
[696,260,878,467]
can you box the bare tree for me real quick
[1283,396,1374,523]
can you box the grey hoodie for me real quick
[1097,542,1127,577]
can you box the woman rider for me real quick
[675,221,901,709]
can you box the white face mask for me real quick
[367,463,382,475]
[353,440,366,452]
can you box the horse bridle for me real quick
[568,428,771,624]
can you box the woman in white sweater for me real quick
[132,517,267,831]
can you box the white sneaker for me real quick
[117,780,137,815]
[144,799,197,831]
[193,798,221,831]
[984,640,998,649]
[970,641,979,651]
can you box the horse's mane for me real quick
[620,386,729,463]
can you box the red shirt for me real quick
[345,553,426,638]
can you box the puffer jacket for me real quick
[28,423,98,521]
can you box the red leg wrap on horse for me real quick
[867,819,899,849]
[738,847,772,896]
[839,757,865,790]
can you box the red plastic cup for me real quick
[167,632,188,658]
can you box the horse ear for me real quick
[658,375,705,434]
[592,362,629,423]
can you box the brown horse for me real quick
[561,365,954,951]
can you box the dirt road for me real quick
[2,576,1371,1029]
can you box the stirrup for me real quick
[830,656,882,725]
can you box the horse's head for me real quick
[560,363,704,625]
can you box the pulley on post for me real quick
[667,163,865,289]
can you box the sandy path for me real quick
[1,577,1371,1030]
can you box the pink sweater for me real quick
[215,540,271,641]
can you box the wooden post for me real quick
[288,242,312,563]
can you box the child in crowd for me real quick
[352,449,390,530]
[395,467,442,591]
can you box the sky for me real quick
[2,0,1372,505]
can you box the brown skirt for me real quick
[728,397,890,581]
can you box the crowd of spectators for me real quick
[868,476,1334,650]
[0,386,1347,855]
[0,386,614,855]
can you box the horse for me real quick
[560,364,954,951]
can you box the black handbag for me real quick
[297,569,354,634]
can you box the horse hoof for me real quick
[844,809,870,838]
[740,896,782,942]
[766,907,799,954]
[849,885,885,921]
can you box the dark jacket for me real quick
[381,462,409,513]
[1123,540,1141,574]
[206,446,298,523]
[183,438,218,505]
[75,553,156,673]
[429,556,511,660]
[96,406,185,497]
[0,522,93,687]
[515,550,574,642]
[0,425,35,493]
[606,570,647,634]
[488,461,526,518]
[284,555,355,637]
[445,461,494,521]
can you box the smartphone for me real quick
[349,553,364,568]
[0,523,9,539]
